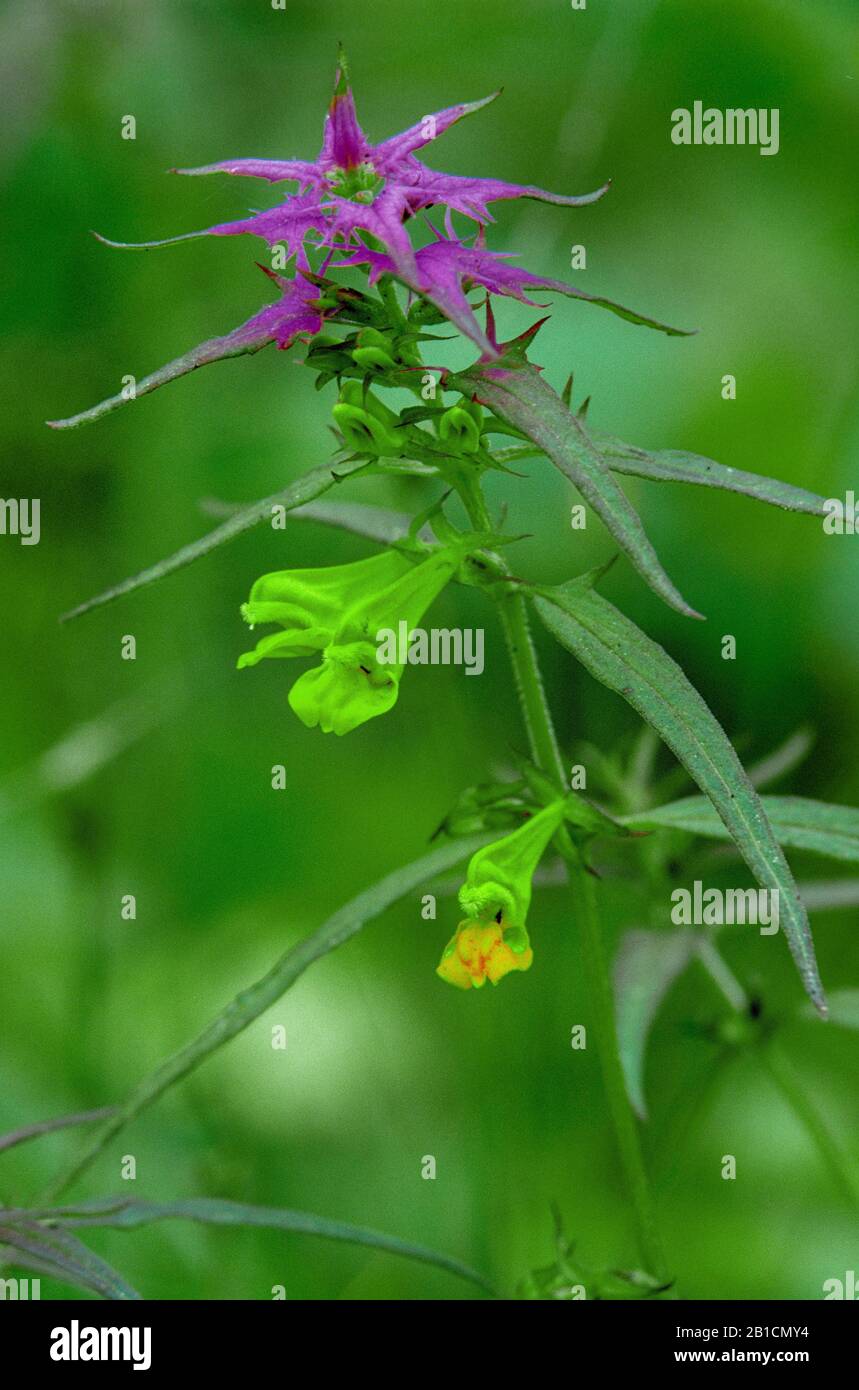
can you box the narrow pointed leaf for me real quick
[23,1197,493,1295]
[623,795,859,864]
[42,833,494,1200]
[493,438,830,518]
[798,880,859,913]
[455,363,701,619]
[747,729,815,789]
[59,463,365,622]
[201,496,416,546]
[48,316,276,431]
[614,929,698,1119]
[592,430,829,516]
[266,497,415,545]
[527,277,695,337]
[0,1220,140,1300]
[533,581,826,1014]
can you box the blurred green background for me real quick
[1,0,857,1299]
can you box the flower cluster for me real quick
[238,531,566,986]
[49,50,687,430]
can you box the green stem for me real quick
[378,274,409,333]
[457,471,671,1284]
[567,857,671,1282]
[498,591,566,782]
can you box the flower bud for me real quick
[437,399,483,454]
[332,379,406,455]
[351,327,398,372]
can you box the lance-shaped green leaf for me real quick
[41,832,494,1201]
[59,462,367,623]
[259,497,415,545]
[47,324,273,430]
[453,362,701,619]
[622,795,859,864]
[614,929,699,1120]
[493,437,829,518]
[533,580,826,1015]
[47,264,330,431]
[590,430,829,516]
[19,1197,493,1296]
[0,1220,140,1300]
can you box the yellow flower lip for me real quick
[436,803,567,989]
[436,915,533,991]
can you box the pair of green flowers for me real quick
[239,542,565,988]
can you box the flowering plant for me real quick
[29,52,855,1302]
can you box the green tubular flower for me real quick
[238,551,405,661]
[332,379,407,455]
[437,799,566,989]
[458,799,567,932]
[238,543,467,735]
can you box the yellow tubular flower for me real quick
[437,799,566,990]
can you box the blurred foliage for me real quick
[1,0,857,1299]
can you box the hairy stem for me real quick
[458,471,671,1284]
